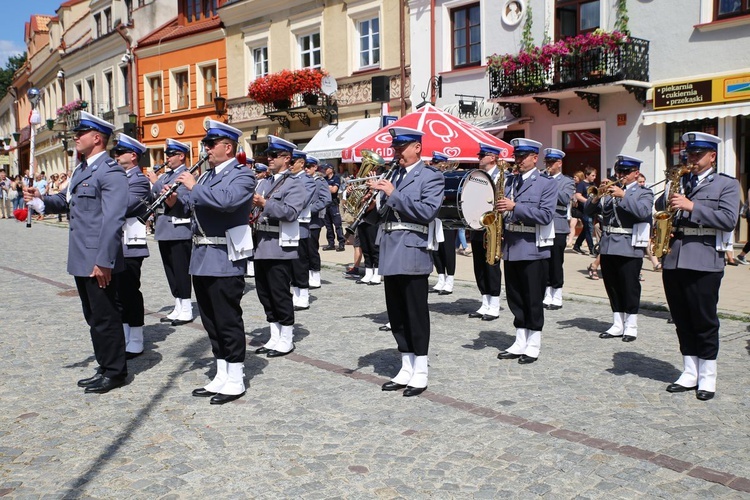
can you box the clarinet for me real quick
[137,153,208,225]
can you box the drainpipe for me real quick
[430,0,436,103]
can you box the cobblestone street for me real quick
[1,220,749,498]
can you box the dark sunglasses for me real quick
[165,150,181,157]
[111,148,131,156]
[202,139,229,149]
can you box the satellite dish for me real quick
[321,76,338,96]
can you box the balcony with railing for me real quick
[261,90,338,129]
[488,35,649,101]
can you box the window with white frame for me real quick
[94,13,101,37]
[145,74,163,114]
[86,77,95,106]
[171,68,190,111]
[715,0,750,19]
[253,46,268,79]
[358,17,380,69]
[104,8,112,34]
[451,3,481,69]
[197,62,217,106]
[75,82,83,101]
[104,71,114,112]
[299,32,321,69]
[120,65,129,107]
[556,0,600,40]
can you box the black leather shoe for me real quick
[367,281,381,286]
[621,335,637,342]
[192,388,217,397]
[126,351,143,360]
[171,318,194,326]
[378,325,391,332]
[543,303,550,309]
[336,246,346,252]
[255,346,271,354]
[599,332,623,339]
[497,351,521,360]
[547,304,562,311]
[666,383,697,393]
[160,317,175,323]
[429,288,441,294]
[267,345,295,358]
[210,392,245,405]
[403,386,427,397]
[355,279,370,284]
[518,355,538,364]
[468,312,484,319]
[696,390,715,401]
[667,317,674,324]
[84,376,126,394]
[294,305,310,311]
[382,381,407,391]
[481,314,499,321]
[322,245,335,251]
[572,247,586,255]
[438,290,453,295]
[77,373,103,387]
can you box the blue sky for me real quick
[0,0,61,68]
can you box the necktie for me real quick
[515,175,524,191]
[394,168,406,189]
[685,175,697,196]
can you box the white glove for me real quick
[26,197,45,214]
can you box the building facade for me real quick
[220,0,411,168]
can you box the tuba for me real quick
[479,160,506,265]
[651,165,691,258]
[342,150,385,217]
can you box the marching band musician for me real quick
[349,159,382,286]
[542,149,575,310]
[111,134,151,359]
[585,156,653,343]
[304,156,332,289]
[252,136,306,358]
[658,132,739,401]
[369,127,444,397]
[496,138,556,364]
[429,151,457,295]
[164,120,256,405]
[289,149,316,310]
[468,143,504,320]
[145,138,195,327]
[24,112,129,393]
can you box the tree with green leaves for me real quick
[0,53,28,100]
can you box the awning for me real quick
[303,117,382,159]
[465,116,522,133]
[642,101,750,125]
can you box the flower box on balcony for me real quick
[248,68,327,105]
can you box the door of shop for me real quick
[561,128,600,178]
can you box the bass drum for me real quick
[438,169,495,230]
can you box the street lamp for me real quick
[214,95,227,119]
[126,112,143,140]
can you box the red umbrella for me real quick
[341,104,513,163]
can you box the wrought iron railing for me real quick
[489,37,649,98]
[262,91,338,128]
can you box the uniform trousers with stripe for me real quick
[75,275,127,379]
[600,255,642,314]
[192,274,246,363]
[504,259,547,331]
[662,269,723,360]
[308,227,322,272]
[291,231,310,288]
[433,228,457,275]
[116,256,145,327]
[158,239,192,299]
[255,259,295,326]
[470,229,502,296]
[384,275,430,356]
[357,221,379,268]
[547,233,567,288]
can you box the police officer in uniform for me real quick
[586,156,653,342]
[468,143,504,320]
[25,111,129,393]
[322,164,346,251]
[496,138,556,364]
[165,120,256,405]
[542,149,575,310]
[252,136,306,357]
[429,151,457,295]
[304,156,332,289]
[146,138,195,326]
[289,149,316,310]
[370,127,445,397]
[659,132,739,401]
[112,134,151,359]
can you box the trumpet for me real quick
[137,152,209,225]
[587,179,623,203]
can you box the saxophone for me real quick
[479,160,506,265]
[651,165,691,258]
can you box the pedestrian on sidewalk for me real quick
[572,166,597,255]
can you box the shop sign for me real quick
[653,72,750,110]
